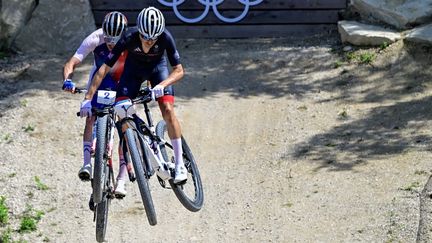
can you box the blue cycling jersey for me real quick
[105,27,181,68]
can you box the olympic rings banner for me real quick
[157,0,264,23]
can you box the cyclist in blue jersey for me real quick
[63,11,129,196]
[82,7,188,184]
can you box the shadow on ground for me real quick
[291,42,432,171]
[2,34,432,172]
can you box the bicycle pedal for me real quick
[114,194,126,199]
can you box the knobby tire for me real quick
[125,128,157,225]
[156,120,204,212]
[93,115,108,204]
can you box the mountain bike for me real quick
[115,86,204,225]
[74,88,134,242]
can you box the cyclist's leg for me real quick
[80,72,118,181]
[79,115,96,181]
[114,67,149,195]
[150,62,186,183]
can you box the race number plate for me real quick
[96,90,116,105]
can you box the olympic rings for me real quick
[157,0,264,23]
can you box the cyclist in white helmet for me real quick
[62,11,130,197]
[82,7,188,184]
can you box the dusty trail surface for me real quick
[1,35,432,242]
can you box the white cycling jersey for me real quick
[73,28,105,62]
[72,28,105,88]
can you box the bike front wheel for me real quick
[93,114,108,204]
[125,128,157,225]
[95,194,110,242]
[156,120,204,212]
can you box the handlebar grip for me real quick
[74,88,83,94]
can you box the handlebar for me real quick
[74,87,155,117]
[73,87,87,94]
[132,87,154,104]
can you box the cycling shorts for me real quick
[116,59,174,104]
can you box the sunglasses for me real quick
[140,34,158,41]
[104,35,121,45]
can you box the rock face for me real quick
[338,20,401,46]
[14,0,95,54]
[0,0,38,50]
[351,0,432,29]
[405,24,432,44]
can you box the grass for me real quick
[400,181,420,192]
[22,125,35,133]
[34,176,49,190]
[380,41,389,50]
[338,108,349,119]
[414,170,428,176]
[7,173,16,178]
[344,50,377,65]
[297,105,308,111]
[19,217,37,233]
[19,205,44,233]
[0,196,9,226]
[346,51,357,62]
[20,100,28,107]
[359,52,376,64]
[333,60,344,68]
[1,227,12,243]
[3,134,12,144]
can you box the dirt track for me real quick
[1,34,432,242]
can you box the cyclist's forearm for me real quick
[161,64,184,87]
[63,57,80,80]
[85,64,110,100]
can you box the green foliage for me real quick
[400,181,420,192]
[3,134,12,144]
[338,108,349,119]
[19,217,37,233]
[0,196,9,226]
[34,176,49,190]
[1,227,12,243]
[359,52,376,64]
[333,60,344,68]
[22,125,35,133]
[344,50,376,65]
[20,100,28,107]
[346,51,357,62]
[380,41,389,50]
[19,205,44,234]
[297,105,308,111]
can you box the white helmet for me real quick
[137,7,165,40]
[102,11,128,44]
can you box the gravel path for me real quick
[1,34,432,242]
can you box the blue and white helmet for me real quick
[137,7,165,40]
[102,11,127,44]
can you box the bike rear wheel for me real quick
[125,128,157,225]
[156,120,204,212]
[93,115,108,204]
